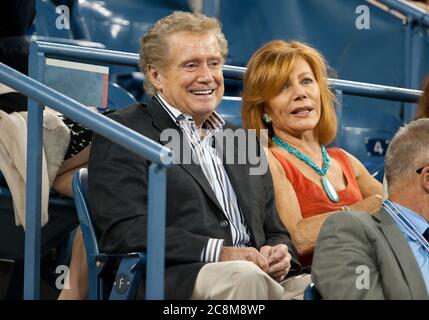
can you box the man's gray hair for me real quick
[385,118,429,191]
[139,11,228,96]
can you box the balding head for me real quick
[385,118,429,194]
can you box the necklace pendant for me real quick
[321,176,339,203]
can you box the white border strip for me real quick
[46,58,109,74]
[223,96,242,101]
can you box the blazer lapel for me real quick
[146,98,224,214]
[375,208,428,299]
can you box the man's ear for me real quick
[147,65,163,91]
[421,167,429,193]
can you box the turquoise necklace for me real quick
[272,135,339,203]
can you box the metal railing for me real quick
[0,43,174,300]
[1,40,424,299]
[374,0,429,121]
[377,0,429,27]
[35,41,423,102]
[222,65,422,103]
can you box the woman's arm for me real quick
[268,151,339,256]
[343,150,383,213]
[268,149,384,256]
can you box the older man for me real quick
[88,11,306,300]
[312,118,429,299]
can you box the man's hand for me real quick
[219,246,269,273]
[260,244,291,282]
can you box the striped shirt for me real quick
[156,94,251,262]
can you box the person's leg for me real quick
[57,145,91,176]
[52,165,85,197]
[191,261,285,300]
[53,146,91,299]
[53,146,91,197]
[280,273,312,300]
[57,227,88,300]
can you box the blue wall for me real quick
[218,0,429,171]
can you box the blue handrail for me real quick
[36,41,139,67]
[0,65,172,164]
[22,40,178,300]
[329,78,421,103]
[0,60,173,300]
[35,41,422,102]
[222,65,422,103]
[377,0,429,27]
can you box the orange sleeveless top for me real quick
[271,147,363,218]
[271,147,363,266]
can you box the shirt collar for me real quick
[155,94,182,124]
[155,93,225,131]
[390,201,429,241]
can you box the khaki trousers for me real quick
[191,261,311,300]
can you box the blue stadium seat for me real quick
[72,168,145,300]
[35,0,73,39]
[337,109,403,181]
[71,0,191,52]
[116,72,146,102]
[107,82,137,110]
[34,0,106,49]
[303,283,322,300]
[71,0,192,94]
[217,97,242,126]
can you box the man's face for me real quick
[149,31,225,127]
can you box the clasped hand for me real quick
[219,244,291,282]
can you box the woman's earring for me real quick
[262,113,272,124]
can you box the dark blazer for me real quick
[312,208,428,299]
[88,97,301,299]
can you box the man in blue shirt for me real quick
[312,118,429,299]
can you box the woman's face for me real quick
[264,57,322,137]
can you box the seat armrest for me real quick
[108,252,146,300]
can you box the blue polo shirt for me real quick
[388,202,429,294]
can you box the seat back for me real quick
[303,283,322,300]
[72,168,99,255]
[107,82,138,110]
[35,0,74,39]
[337,109,403,181]
[217,97,242,126]
[72,0,191,52]
[72,168,147,300]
